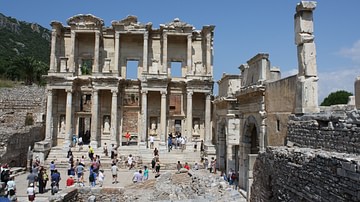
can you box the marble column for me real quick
[49,31,57,72]
[259,94,266,152]
[64,89,73,148]
[206,33,211,75]
[94,31,100,74]
[187,34,192,74]
[69,31,76,72]
[160,91,167,142]
[186,91,193,140]
[45,89,53,141]
[143,32,148,73]
[91,89,99,148]
[114,32,120,74]
[110,89,118,146]
[205,93,211,142]
[162,32,167,74]
[141,90,148,142]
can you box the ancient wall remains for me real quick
[251,109,360,202]
[287,110,360,154]
[0,86,46,166]
[251,147,360,202]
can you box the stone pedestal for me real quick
[33,140,52,165]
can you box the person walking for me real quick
[125,131,131,145]
[167,136,172,152]
[37,169,45,194]
[149,136,155,149]
[88,146,94,161]
[27,183,35,201]
[103,143,108,156]
[111,163,118,184]
[98,170,105,187]
[6,176,16,197]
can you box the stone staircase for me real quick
[45,143,203,170]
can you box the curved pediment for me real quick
[67,14,104,29]
[111,15,151,31]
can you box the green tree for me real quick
[7,56,48,85]
[320,90,353,106]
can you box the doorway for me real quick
[78,117,91,144]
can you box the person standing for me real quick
[37,169,45,194]
[200,140,205,158]
[125,131,131,145]
[111,163,118,184]
[98,170,105,187]
[176,161,182,171]
[103,143,108,156]
[26,169,37,187]
[149,136,155,149]
[49,161,56,176]
[6,176,16,196]
[88,146,94,161]
[27,183,35,201]
[143,166,149,181]
[43,169,49,191]
[127,154,134,170]
[75,163,85,185]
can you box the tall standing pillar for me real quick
[110,89,118,146]
[186,91,193,140]
[141,90,148,142]
[206,33,211,75]
[294,1,319,114]
[162,32,167,74]
[187,34,192,74]
[114,32,120,75]
[205,93,211,142]
[94,31,100,74]
[143,32,148,74]
[49,30,57,72]
[64,89,73,148]
[259,94,266,152]
[91,89,99,148]
[45,89,53,142]
[69,31,76,72]
[160,91,167,142]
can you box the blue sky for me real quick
[1,0,360,102]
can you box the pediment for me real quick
[67,14,104,29]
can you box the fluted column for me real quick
[45,89,53,141]
[143,32,148,73]
[187,34,192,74]
[111,89,118,146]
[64,89,73,147]
[206,33,211,75]
[49,31,57,72]
[162,32,167,74]
[205,93,211,142]
[114,32,120,74]
[186,91,193,140]
[141,90,148,142]
[160,91,167,142]
[91,89,99,148]
[69,31,76,72]
[94,31,100,73]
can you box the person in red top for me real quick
[184,162,190,170]
[66,175,75,187]
[125,131,131,145]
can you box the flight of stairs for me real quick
[44,144,203,170]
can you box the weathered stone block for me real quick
[297,43,317,76]
[295,10,314,34]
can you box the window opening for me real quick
[126,60,139,80]
[171,62,182,77]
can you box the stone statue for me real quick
[193,121,199,135]
[104,116,110,133]
[60,116,66,134]
[150,119,157,135]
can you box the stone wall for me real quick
[251,147,360,202]
[287,110,360,154]
[0,86,46,166]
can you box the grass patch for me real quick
[0,79,19,88]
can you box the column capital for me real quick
[92,88,99,94]
[144,32,149,39]
[160,90,167,95]
[47,89,53,96]
[141,90,148,94]
[65,88,73,93]
[187,34,192,40]
[115,32,120,39]
[187,91,193,96]
[206,93,212,100]
[111,89,118,94]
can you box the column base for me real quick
[90,141,99,149]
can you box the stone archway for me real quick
[239,115,260,193]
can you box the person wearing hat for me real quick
[27,183,35,201]
[66,175,75,187]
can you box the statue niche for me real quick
[103,116,110,133]
[59,115,66,135]
[193,118,200,137]
[149,117,158,136]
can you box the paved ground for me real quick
[13,166,158,201]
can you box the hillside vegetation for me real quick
[0,13,50,85]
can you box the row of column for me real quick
[140,90,212,143]
[45,88,119,148]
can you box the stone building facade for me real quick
[45,15,215,149]
[212,1,320,199]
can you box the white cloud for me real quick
[282,68,298,78]
[318,67,360,103]
[338,40,360,63]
